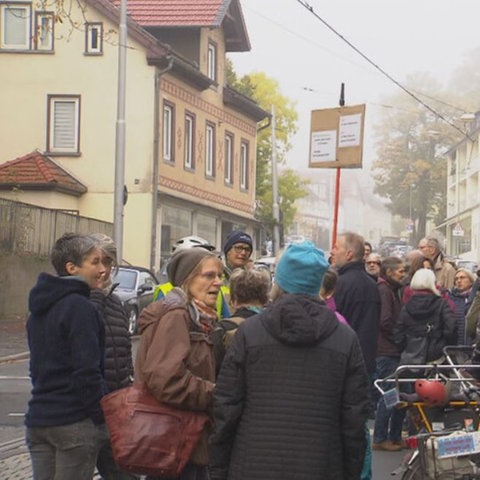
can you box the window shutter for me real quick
[53,101,76,149]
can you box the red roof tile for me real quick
[0,151,87,196]
[111,0,228,27]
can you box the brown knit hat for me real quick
[167,248,216,286]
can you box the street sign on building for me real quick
[452,222,464,237]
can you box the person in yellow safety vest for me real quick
[154,236,230,319]
[221,230,254,310]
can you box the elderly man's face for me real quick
[330,236,352,268]
[418,239,435,260]
[365,254,381,277]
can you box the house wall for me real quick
[0,2,263,271]
[0,1,157,266]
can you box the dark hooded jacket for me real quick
[209,294,369,480]
[25,273,106,427]
[394,291,456,363]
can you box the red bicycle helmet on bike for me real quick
[414,379,449,406]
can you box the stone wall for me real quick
[0,253,52,321]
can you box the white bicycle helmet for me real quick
[171,235,215,253]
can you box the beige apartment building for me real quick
[0,0,268,271]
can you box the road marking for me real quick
[8,413,25,417]
[0,376,29,380]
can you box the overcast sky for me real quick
[229,0,480,176]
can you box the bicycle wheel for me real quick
[401,455,422,480]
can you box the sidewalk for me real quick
[0,318,29,363]
[0,318,30,478]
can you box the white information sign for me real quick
[339,113,362,148]
[310,130,337,163]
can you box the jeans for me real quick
[26,418,109,480]
[146,463,210,480]
[373,356,406,443]
[360,424,372,480]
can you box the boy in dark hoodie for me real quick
[25,233,108,480]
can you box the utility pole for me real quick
[113,0,128,262]
[271,105,280,256]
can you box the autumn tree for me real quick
[372,72,464,244]
[226,60,307,240]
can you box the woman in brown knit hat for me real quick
[134,247,224,480]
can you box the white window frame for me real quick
[163,102,174,162]
[85,22,102,54]
[207,41,217,81]
[224,132,233,185]
[34,11,54,51]
[240,141,249,190]
[205,123,215,178]
[184,112,195,170]
[47,95,81,154]
[1,3,31,50]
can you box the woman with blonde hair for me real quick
[395,268,456,365]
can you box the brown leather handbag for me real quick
[100,382,210,477]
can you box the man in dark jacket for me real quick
[209,241,370,480]
[331,231,381,376]
[372,257,406,451]
[331,232,380,479]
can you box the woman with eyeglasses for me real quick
[449,267,476,345]
[135,247,224,480]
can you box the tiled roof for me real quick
[0,151,87,196]
[111,0,229,27]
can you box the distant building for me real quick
[291,169,392,250]
[442,113,480,260]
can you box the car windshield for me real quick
[112,269,137,290]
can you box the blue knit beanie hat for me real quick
[223,230,253,255]
[275,241,329,296]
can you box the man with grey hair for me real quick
[418,236,455,290]
[331,232,381,376]
[330,231,381,479]
[365,252,382,280]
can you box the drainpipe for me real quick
[150,57,174,273]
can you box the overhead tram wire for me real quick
[295,0,472,141]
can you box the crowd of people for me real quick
[23,229,480,480]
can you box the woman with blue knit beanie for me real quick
[209,240,370,480]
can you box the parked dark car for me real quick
[112,266,159,334]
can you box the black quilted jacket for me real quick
[90,287,133,392]
[209,294,370,480]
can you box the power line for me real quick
[295,0,471,140]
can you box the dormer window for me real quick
[207,41,217,82]
[85,22,103,55]
[35,12,54,51]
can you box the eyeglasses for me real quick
[455,276,469,280]
[366,261,380,266]
[198,271,223,281]
[232,245,252,253]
